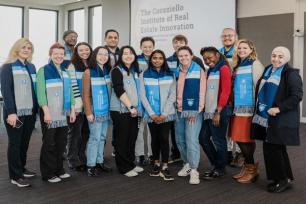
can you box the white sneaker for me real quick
[189,169,200,185]
[133,166,144,173]
[178,163,191,177]
[47,176,62,183]
[124,170,138,177]
[59,173,71,179]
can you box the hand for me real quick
[150,114,159,123]
[75,112,80,116]
[159,115,166,123]
[129,107,138,117]
[70,110,76,123]
[187,116,196,125]
[44,111,52,124]
[7,114,18,127]
[267,107,280,117]
[212,112,221,127]
[87,114,94,123]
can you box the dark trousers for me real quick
[110,111,138,174]
[66,113,89,168]
[148,122,171,163]
[263,142,294,181]
[170,122,180,158]
[5,114,36,180]
[199,109,229,172]
[40,115,68,180]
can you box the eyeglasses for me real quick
[221,34,235,38]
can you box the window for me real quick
[0,6,23,65]
[89,6,102,48]
[69,9,85,42]
[29,9,57,69]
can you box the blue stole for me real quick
[90,65,110,121]
[64,44,72,59]
[167,53,179,79]
[219,46,235,59]
[233,58,255,114]
[12,60,37,93]
[181,61,201,117]
[44,61,71,113]
[137,53,149,72]
[119,66,143,116]
[253,65,284,127]
[143,68,173,116]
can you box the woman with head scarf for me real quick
[252,46,303,193]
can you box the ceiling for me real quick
[9,0,86,6]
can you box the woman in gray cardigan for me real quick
[140,50,176,181]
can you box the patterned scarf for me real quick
[204,59,226,120]
[44,61,71,128]
[167,52,179,78]
[233,58,255,114]
[143,67,176,122]
[219,46,235,59]
[11,60,36,116]
[90,65,111,122]
[181,61,202,117]
[252,65,284,127]
[137,53,149,72]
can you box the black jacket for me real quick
[252,63,303,146]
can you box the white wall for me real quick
[237,0,295,18]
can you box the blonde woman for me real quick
[229,39,264,183]
[1,38,38,187]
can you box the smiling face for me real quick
[51,48,65,66]
[203,51,220,68]
[96,48,109,66]
[122,48,135,67]
[237,42,253,60]
[64,33,78,47]
[105,31,119,49]
[141,40,154,58]
[221,28,237,48]
[151,52,164,69]
[271,51,286,68]
[17,43,32,60]
[173,40,187,53]
[178,49,192,68]
[77,45,91,61]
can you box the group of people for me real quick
[1,27,303,194]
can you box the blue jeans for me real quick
[87,120,109,167]
[175,112,203,169]
[199,108,229,172]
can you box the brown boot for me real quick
[232,165,246,179]
[236,164,259,184]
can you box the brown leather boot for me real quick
[232,165,246,179]
[236,164,259,184]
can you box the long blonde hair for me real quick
[5,38,34,64]
[232,39,257,68]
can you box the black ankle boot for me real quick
[87,167,99,177]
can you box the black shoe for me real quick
[160,168,174,181]
[23,169,36,178]
[87,167,99,177]
[11,178,31,187]
[149,165,160,177]
[137,155,146,166]
[96,163,112,172]
[267,179,291,193]
[202,169,225,180]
